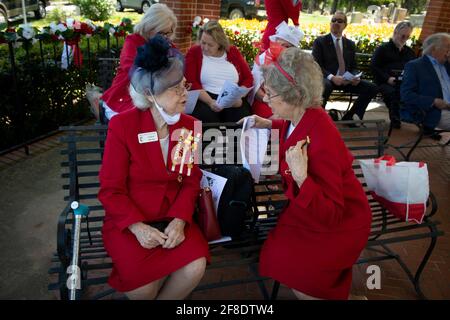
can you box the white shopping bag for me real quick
[359,155,429,223]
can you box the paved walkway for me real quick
[0,103,448,299]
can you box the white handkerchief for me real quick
[343,71,363,81]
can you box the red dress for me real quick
[98,108,209,292]
[262,0,302,50]
[100,34,146,114]
[259,107,372,299]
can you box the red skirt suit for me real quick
[98,108,209,292]
[259,107,372,299]
[100,34,146,113]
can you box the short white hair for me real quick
[422,32,450,56]
[129,84,150,110]
[133,3,177,40]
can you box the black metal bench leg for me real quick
[405,127,424,161]
[271,281,280,300]
[249,263,270,300]
[413,224,439,300]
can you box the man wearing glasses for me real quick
[312,11,378,122]
[371,22,416,129]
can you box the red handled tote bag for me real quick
[359,155,429,223]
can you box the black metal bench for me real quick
[385,109,450,161]
[48,118,443,300]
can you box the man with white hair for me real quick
[371,21,416,129]
[400,32,450,135]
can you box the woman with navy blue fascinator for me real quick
[98,35,209,300]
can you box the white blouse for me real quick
[200,52,239,94]
[159,134,169,166]
[286,123,296,139]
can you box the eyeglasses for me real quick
[331,18,345,24]
[158,29,174,38]
[170,82,192,95]
[265,91,281,102]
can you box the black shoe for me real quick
[391,119,401,129]
[341,113,353,121]
[423,127,442,140]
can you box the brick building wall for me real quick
[160,0,221,53]
[420,0,450,41]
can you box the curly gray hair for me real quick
[262,48,323,109]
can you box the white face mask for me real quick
[154,100,181,125]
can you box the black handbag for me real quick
[145,221,169,232]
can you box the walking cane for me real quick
[66,201,90,300]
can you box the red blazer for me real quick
[101,34,146,113]
[272,107,371,232]
[98,108,202,232]
[185,45,253,91]
[262,0,302,50]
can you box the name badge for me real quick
[138,132,158,144]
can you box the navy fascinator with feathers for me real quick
[134,34,171,72]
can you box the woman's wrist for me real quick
[128,222,145,234]
[293,174,307,188]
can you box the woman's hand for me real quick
[237,115,272,129]
[162,218,186,249]
[285,140,309,187]
[255,87,266,101]
[232,99,243,108]
[129,222,168,249]
[208,100,222,112]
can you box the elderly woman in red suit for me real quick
[261,0,302,50]
[185,20,253,123]
[241,48,371,299]
[100,3,177,120]
[98,35,209,300]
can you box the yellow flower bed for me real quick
[219,18,421,43]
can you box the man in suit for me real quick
[312,11,378,121]
[400,33,450,134]
[371,21,416,129]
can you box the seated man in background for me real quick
[400,32,450,135]
[371,21,416,129]
[312,11,378,122]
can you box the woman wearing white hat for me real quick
[249,22,304,119]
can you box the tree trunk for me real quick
[331,0,339,14]
[308,0,316,14]
[321,0,327,14]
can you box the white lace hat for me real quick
[269,21,305,47]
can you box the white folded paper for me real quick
[216,80,253,109]
[184,90,201,115]
[240,116,270,183]
[200,169,227,214]
[343,71,363,81]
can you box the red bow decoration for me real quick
[255,41,286,66]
